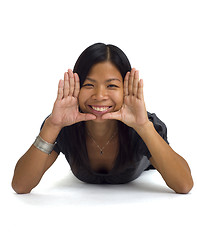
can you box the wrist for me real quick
[39,116,62,144]
[46,116,63,132]
[134,121,154,136]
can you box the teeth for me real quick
[91,106,109,112]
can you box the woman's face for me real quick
[78,61,124,122]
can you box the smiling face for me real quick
[78,61,124,122]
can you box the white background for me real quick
[0,0,196,239]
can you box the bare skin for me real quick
[12,70,96,194]
[12,62,193,194]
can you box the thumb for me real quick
[101,111,122,120]
[77,113,96,122]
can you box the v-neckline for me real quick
[84,139,120,175]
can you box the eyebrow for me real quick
[85,77,121,83]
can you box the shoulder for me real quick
[147,112,169,144]
[147,112,167,128]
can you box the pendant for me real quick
[100,150,103,154]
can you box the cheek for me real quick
[78,90,85,108]
[78,89,91,111]
[117,97,124,108]
[113,91,124,108]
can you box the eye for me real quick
[82,83,94,88]
[107,84,119,88]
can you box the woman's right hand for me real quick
[48,69,96,129]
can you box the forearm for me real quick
[12,117,61,194]
[135,122,194,193]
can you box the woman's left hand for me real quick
[102,68,150,131]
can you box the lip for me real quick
[87,105,112,115]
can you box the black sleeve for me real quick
[148,112,169,145]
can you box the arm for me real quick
[12,70,96,194]
[136,121,193,194]
[12,118,60,194]
[102,68,193,193]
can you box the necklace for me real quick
[87,130,118,155]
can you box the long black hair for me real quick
[73,43,132,86]
[67,43,134,172]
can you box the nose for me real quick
[92,86,108,101]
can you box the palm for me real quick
[52,96,79,127]
[102,69,149,129]
[50,70,96,128]
[119,95,148,128]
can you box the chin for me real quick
[91,116,109,123]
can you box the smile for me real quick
[88,105,112,113]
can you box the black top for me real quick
[41,112,169,184]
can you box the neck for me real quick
[85,120,118,141]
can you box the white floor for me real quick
[2,155,196,240]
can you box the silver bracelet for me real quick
[33,135,56,155]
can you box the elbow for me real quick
[11,180,32,194]
[174,178,194,194]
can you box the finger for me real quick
[57,80,64,100]
[77,113,96,122]
[101,111,121,121]
[64,72,69,97]
[132,70,139,96]
[68,69,75,96]
[73,73,80,98]
[137,79,144,100]
[128,68,135,95]
[124,72,130,96]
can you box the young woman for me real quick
[12,43,193,194]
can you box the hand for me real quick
[49,69,96,128]
[102,68,150,130]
